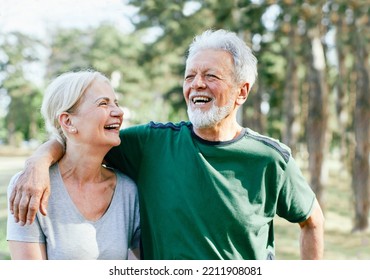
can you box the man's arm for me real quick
[298,199,325,259]
[9,139,64,226]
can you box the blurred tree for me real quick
[127,0,217,121]
[350,1,370,232]
[45,24,164,125]
[325,0,370,232]
[239,1,289,137]
[302,1,329,208]
[326,1,352,165]
[271,1,303,156]
[4,75,42,145]
[0,32,45,145]
[85,24,160,125]
[45,28,92,79]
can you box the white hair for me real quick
[186,29,258,88]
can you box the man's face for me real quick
[183,49,240,128]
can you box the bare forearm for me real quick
[300,223,324,259]
[299,200,325,259]
[25,139,64,168]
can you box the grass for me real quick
[0,148,369,260]
[0,155,29,260]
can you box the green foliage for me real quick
[45,28,93,79]
[4,78,44,143]
[0,32,45,144]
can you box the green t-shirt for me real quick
[106,121,315,260]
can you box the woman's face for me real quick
[70,78,123,148]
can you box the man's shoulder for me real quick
[148,121,192,131]
[120,121,192,142]
[244,128,291,163]
[122,121,191,132]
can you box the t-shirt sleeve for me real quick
[116,171,141,250]
[105,125,145,182]
[6,173,46,243]
[130,196,141,250]
[276,157,316,223]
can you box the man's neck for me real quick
[192,122,243,142]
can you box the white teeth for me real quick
[104,124,120,129]
[192,96,211,104]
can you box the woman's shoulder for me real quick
[115,170,136,187]
[104,166,137,193]
[7,171,23,194]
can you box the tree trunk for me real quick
[7,121,16,146]
[334,19,350,166]
[242,81,265,134]
[306,34,328,207]
[282,28,300,156]
[351,28,370,232]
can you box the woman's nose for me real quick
[111,106,124,117]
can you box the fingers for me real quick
[39,188,50,217]
[9,182,43,226]
[14,191,43,226]
[18,194,32,226]
[9,187,17,215]
[10,188,22,223]
[11,189,31,226]
[27,195,43,224]
[8,161,51,226]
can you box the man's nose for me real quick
[191,74,206,89]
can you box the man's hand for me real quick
[8,139,64,225]
[9,159,51,225]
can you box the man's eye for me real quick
[99,101,108,106]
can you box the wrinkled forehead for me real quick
[185,49,234,72]
[187,48,233,62]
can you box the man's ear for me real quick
[236,82,250,105]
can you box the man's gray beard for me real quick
[187,102,233,129]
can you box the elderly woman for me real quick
[7,71,140,259]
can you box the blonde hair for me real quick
[41,70,109,147]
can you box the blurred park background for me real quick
[0,0,369,259]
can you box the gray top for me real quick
[7,163,140,260]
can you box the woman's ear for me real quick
[236,82,250,106]
[59,112,77,134]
